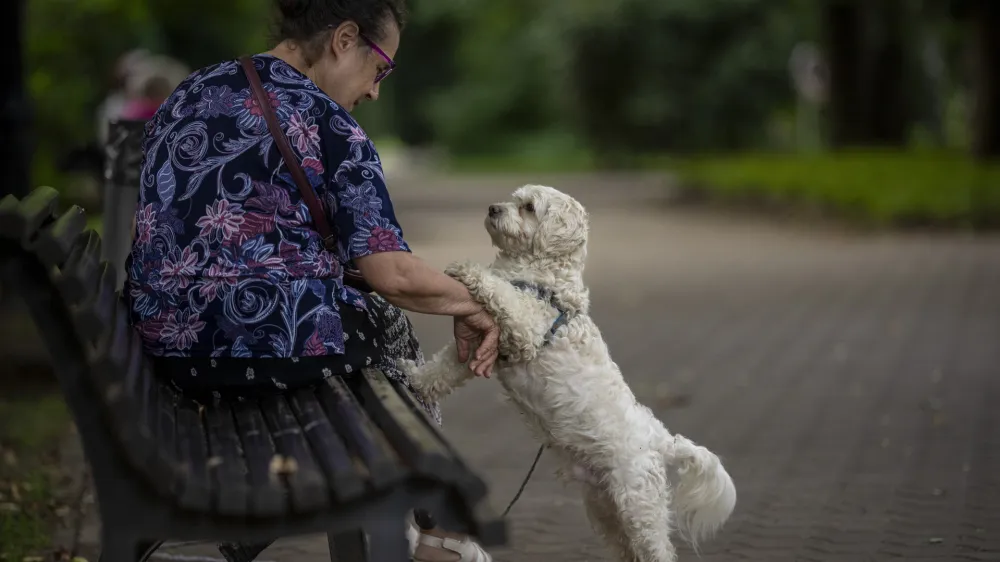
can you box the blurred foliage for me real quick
[662,150,1000,227]
[557,0,805,159]
[26,0,825,175]
[28,0,157,187]
[25,0,272,189]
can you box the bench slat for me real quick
[125,374,183,499]
[7,186,58,244]
[232,401,287,516]
[317,377,403,489]
[56,229,102,305]
[260,395,329,512]
[287,388,366,502]
[91,305,132,397]
[0,195,19,239]
[356,369,457,480]
[88,306,180,499]
[71,261,116,342]
[205,403,250,515]
[175,402,213,512]
[34,205,86,268]
[391,380,488,503]
[155,382,181,492]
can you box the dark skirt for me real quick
[153,293,440,424]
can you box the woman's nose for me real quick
[366,82,381,101]
[489,205,503,217]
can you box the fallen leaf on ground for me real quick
[268,455,299,476]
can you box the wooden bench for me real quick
[0,186,505,562]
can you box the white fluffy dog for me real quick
[400,185,736,562]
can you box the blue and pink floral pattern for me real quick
[125,54,410,358]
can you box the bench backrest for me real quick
[1,186,188,498]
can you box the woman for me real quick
[120,55,190,121]
[123,1,498,560]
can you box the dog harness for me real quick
[510,280,570,344]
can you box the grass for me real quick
[0,393,72,561]
[655,150,1000,228]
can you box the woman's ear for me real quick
[330,20,361,57]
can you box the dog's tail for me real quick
[662,433,736,549]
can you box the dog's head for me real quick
[484,184,589,264]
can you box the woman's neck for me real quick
[266,42,319,84]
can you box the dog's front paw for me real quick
[396,358,429,392]
[395,357,420,377]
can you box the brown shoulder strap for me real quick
[239,56,373,293]
[239,56,335,247]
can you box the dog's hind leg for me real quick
[605,464,677,562]
[583,484,638,562]
[398,341,476,402]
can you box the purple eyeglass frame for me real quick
[361,34,395,83]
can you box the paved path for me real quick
[65,188,1000,561]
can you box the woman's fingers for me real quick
[475,326,500,360]
[471,341,499,378]
[456,337,470,363]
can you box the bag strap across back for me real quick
[239,56,372,292]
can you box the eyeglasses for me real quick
[324,26,396,84]
[360,34,395,83]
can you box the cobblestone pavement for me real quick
[67,197,1000,562]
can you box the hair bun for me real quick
[277,0,310,17]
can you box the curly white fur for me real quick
[400,185,736,562]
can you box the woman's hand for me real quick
[454,309,500,378]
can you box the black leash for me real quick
[502,444,546,517]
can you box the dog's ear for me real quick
[533,196,589,260]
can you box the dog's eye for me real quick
[523,202,535,213]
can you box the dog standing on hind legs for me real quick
[399,184,736,562]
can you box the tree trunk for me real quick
[969,0,1000,159]
[866,0,912,145]
[0,0,31,198]
[821,0,867,147]
[822,0,915,148]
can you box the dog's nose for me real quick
[488,205,503,217]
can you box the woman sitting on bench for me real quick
[122,0,499,560]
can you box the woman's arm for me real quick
[354,252,500,377]
[353,251,480,316]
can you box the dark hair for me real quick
[274,0,406,65]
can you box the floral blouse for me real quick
[124,54,410,358]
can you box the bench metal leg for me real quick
[97,538,145,562]
[365,526,409,562]
[218,540,274,562]
[136,540,164,562]
[328,529,368,562]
